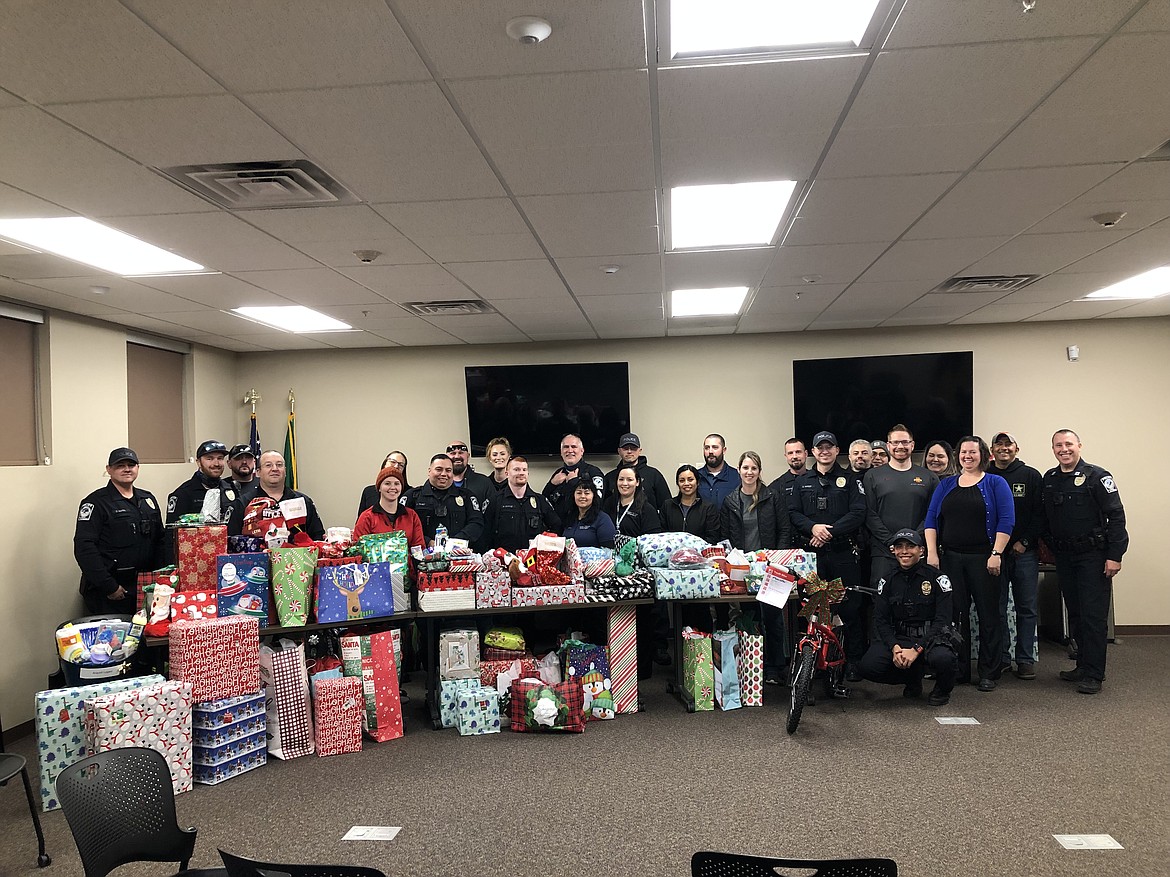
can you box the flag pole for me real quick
[284,389,298,491]
[242,388,262,458]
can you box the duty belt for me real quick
[1049,531,1106,553]
[897,622,926,639]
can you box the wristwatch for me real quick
[990,550,1002,557]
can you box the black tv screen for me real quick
[465,363,631,457]
[792,352,973,448]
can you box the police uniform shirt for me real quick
[402,482,485,546]
[787,467,866,550]
[483,487,561,551]
[873,560,953,650]
[166,472,244,534]
[74,482,164,598]
[542,461,605,523]
[1041,462,1129,562]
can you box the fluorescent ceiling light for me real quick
[1081,266,1170,301]
[671,286,749,318]
[232,306,352,333]
[0,217,204,276]
[671,0,882,57]
[671,180,797,250]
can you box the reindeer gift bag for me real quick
[316,562,395,624]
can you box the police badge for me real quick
[921,580,932,595]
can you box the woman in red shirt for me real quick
[353,466,425,551]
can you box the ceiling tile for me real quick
[291,240,433,269]
[184,334,257,352]
[820,280,936,315]
[880,313,962,327]
[233,268,389,306]
[737,314,813,333]
[372,199,543,262]
[819,121,1011,178]
[785,173,960,245]
[226,332,333,350]
[520,191,660,258]
[1024,198,1170,235]
[596,320,666,339]
[1082,161,1170,202]
[306,330,401,349]
[367,324,463,346]
[0,279,125,317]
[108,212,318,272]
[1057,223,1170,274]
[664,249,774,290]
[122,0,430,90]
[953,302,1064,324]
[23,277,205,314]
[139,273,293,309]
[0,251,95,280]
[444,259,564,300]
[0,181,73,218]
[579,293,664,320]
[1098,296,1170,318]
[490,295,580,318]
[963,230,1131,275]
[747,285,844,314]
[335,263,469,301]
[995,273,1121,303]
[762,242,888,286]
[451,70,654,195]
[249,84,504,203]
[806,318,884,331]
[555,254,662,297]
[1024,300,1135,321]
[525,329,600,342]
[1123,0,1170,32]
[239,205,400,242]
[885,0,1127,48]
[857,236,1010,284]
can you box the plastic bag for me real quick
[537,651,562,685]
[615,539,639,576]
[668,547,709,569]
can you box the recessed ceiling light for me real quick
[232,306,352,333]
[670,0,883,57]
[0,217,204,276]
[670,180,797,250]
[671,286,749,318]
[1081,266,1170,301]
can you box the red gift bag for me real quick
[508,678,585,733]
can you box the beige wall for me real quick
[0,314,237,728]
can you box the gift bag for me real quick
[508,678,586,733]
[712,629,742,711]
[359,531,409,568]
[340,631,403,743]
[561,641,614,720]
[531,532,570,585]
[313,676,364,757]
[316,562,395,623]
[175,525,227,592]
[259,639,315,759]
[682,629,714,711]
[216,553,269,618]
[737,631,764,707]
[270,546,318,627]
[169,590,218,622]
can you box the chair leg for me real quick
[19,764,51,867]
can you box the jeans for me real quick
[1000,548,1039,665]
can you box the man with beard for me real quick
[767,437,808,521]
[482,456,561,551]
[166,440,243,535]
[227,444,261,504]
[848,440,872,475]
[444,439,493,511]
[697,433,741,508]
[404,453,485,547]
[542,433,606,523]
[863,424,939,586]
[604,432,671,515]
[870,440,890,468]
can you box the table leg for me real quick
[424,616,442,730]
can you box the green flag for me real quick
[283,411,298,491]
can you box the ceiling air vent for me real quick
[153,160,359,210]
[401,300,497,317]
[935,275,1040,293]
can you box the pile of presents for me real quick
[436,613,639,736]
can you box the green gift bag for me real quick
[682,630,714,711]
[271,546,318,626]
[359,532,408,566]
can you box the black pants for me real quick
[858,640,956,693]
[82,590,136,616]
[1055,549,1111,682]
[941,549,1005,682]
[762,602,787,678]
[813,549,865,663]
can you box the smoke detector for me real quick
[506,16,552,44]
[1091,212,1126,228]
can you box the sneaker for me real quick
[903,679,923,699]
[1077,677,1102,695]
[653,648,672,666]
[845,663,862,683]
[764,674,781,686]
[1014,663,1036,680]
[1059,667,1085,682]
[976,678,996,692]
[927,687,950,707]
[399,690,410,704]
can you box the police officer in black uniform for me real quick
[482,455,561,551]
[165,440,244,535]
[859,529,957,706]
[402,453,485,547]
[227,443,262,505]
[787,431,868,679]
[74,447,165,614]
[1040,429,1128,695]
[542,433,606,524]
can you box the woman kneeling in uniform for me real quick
[858,529,958,707]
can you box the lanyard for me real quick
[616,503,633,528]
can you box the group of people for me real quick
[74,422,1128,707]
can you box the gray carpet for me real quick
[2,636,1168,877]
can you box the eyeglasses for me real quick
[889,440,913,446]
[446,445,468,453]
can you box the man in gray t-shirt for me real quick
[863,425,939,585]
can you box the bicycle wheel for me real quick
[786,643,816,735]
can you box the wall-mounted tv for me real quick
[792,352,973,448]
[465,363,631,457]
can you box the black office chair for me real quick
[56,747,215,877]
[692,851,897,877]
[219,849,388,877]
[0,751,52,868]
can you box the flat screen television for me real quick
[792,352,973,448]
[465,363,631,457]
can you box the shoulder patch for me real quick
[78,503,94,522]
[937,574,952,593]
[1100,475,1117,494]
[470,496,481,511]
[857,480,865,495]
[876,577,885,595]
[593,475,605,492]
[167,496,177,515]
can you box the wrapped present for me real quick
[561,642,614,720]
[652,567,720,600]
[636,532,711,569]
[193,738,266,785]
[34,674,165,811]
[682,630,715,711]
[85,680,194,795]
[483,646,531,662]
[584,558,616,579]
[607,604,638,714]
[270,546,318,627]
[440,678,481,729]
[169,590,218,622]
[712,629,742,711]
[260,639,315,759]
[313,676,364,756]
[511,582,584,607]
[358,531,409,568]
[417,589,474,612]
[587,569,654,600]
[438,629,480,679]
[457,686,501,736]
[737,632,764,707]
[192,730,266,765]
[169,615,261,703]
[508,678,586,733]
[175,525,227,592]
[577,546,613,565]
[192,691,265,730]
[483,627,525,651]
[216,553,269,618]
[475,568,511,609]
[448,553,484,573]
[417,570,476,591]
[316,561,395,623]
[228,535,265,553]
[479,656,538,689]
[768,548,817,581]
[340,630,403,743]
[563,537,584,585]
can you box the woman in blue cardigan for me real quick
[924,436,1015,691]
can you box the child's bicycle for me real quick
[786,583,879,735]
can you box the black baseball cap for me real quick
[108,447,139,466]
[871,440,890,452]
[889,528,924,547]
[228,443,256,460]
[618,433,640,448]
[812,431,838,448]
[196,440,228,458]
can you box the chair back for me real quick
[692,851,897,877]
[56,747,197,877]
[220,849,388,877]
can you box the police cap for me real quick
[196,440,228,458]
[108,447,139,466]
[228,443,256,460]
[812,431,838,448]
[889,528,924,547]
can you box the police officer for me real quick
[1041,429,1128,695]
[74,447,165,614]
[402,454,485,547]
[166,440,244,535]
[542,433,606,524]
[788,431,867,680]
[858,529,957,706]
[482,455,561,551]
[227,444,261,504]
